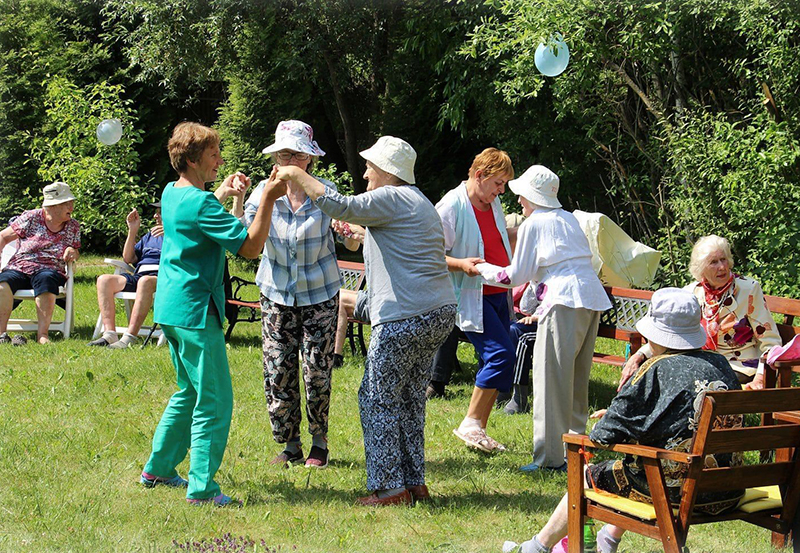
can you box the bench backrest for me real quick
[765,295,800,342]
[338,260,366,293]
[682,388,800,529]
[602,287,800,341]
[601,286,653,331]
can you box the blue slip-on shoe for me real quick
[519,462,567,474]
[140,472,189,488]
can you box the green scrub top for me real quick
[154,182,249,329]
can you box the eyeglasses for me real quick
[276,151,310,161]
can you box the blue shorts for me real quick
[464,292,515,392]
[121,270,158,293]
[0,269,66,297]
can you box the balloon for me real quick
[534,35,570,77]
[97,118,123,146]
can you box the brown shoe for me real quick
[406,484,431,502]
[356,489,413,507]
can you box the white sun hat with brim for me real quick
[508,165,562,209]
[261,120,326,157]
[635,287,707,350]
[360,136,416,185]
[42,182,76,207]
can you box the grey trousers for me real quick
[532,305,600,467]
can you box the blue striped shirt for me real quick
[242,177,341,306]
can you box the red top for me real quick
[472,204,509,295]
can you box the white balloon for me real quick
[97,118,123,146]
[534,35,570,77]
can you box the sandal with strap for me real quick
[452,428,506,453]
[270,449,304,467]
[140,472,189,488]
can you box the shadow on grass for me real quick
[588,376,620,411]
[225,333,264,348]
[242,478,564,511]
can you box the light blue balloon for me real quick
[534,36,570,77]
[97,118,123,146]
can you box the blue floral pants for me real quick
[359,304,456,491]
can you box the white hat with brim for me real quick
[42,181,76,207]
[261,120,326,157]
[360,136,416,185]
[635,287,707,350]
[508,165,562,209]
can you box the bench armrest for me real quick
[772,358,800,370]
[563,434,694,463]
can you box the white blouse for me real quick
[478,207,611,318]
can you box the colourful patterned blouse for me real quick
[686,276,782,378]
[6,209,80,277]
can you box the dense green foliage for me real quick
[30,77,147,250]
[1,0,799,294]
[466,0,800,292]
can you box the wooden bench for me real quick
[223,259,368,343]
[593,286,651,367]
[337,260,368,356]
[592,288,800,370]
[763,294,800,393]
[564,388,800,553]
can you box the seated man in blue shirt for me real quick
[89,202,163,349]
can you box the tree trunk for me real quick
[322,50,365,193]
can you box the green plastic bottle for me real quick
[583,521,597,553]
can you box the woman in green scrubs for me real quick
[140,122,285,506]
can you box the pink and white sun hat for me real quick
[262,120,326,157]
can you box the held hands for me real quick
[618,352,645,392]
[461,257,485,277]
[264,165,288,202]
[589,409,607,420]
[333,220,365,243]
[218,172,252,200]
[126,209,141,233]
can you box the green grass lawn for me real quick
[0,256,781,552]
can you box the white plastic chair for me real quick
[1,240,75,338]
[91,258,165,346]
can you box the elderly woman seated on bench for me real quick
[0,182,80,346]
[622,235,781,391]
[504,288,744,553]
[88,202,163,349]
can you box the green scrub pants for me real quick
[143,315,233,499]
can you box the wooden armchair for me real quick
[564,388,800,553]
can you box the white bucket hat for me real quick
[261,120,326,157]
[360,136,416,185]
[508,165,561,209]
[635,288,707,350]
[42,182,76,207]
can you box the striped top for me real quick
[242,177,341,306]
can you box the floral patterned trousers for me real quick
[261,294,338,444]
[359,304,456,491]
